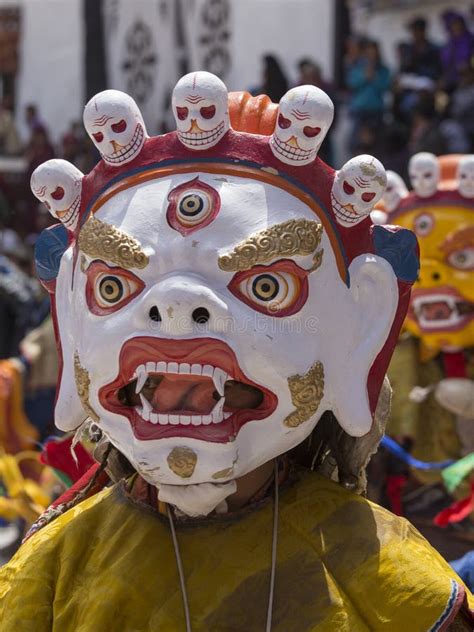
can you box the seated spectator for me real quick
[398,17,442,81]
[0,97,21,156]
[346,39,391,154]
[441,10,474,92]
[249,54,289,103]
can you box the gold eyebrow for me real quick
[218,218,323,272]
[78,217,149,270]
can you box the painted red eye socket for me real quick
[85,261,145,316]
[361,191,376,202]
[200,105,216,119]
[176,106,189,121]
[303,125,321,138]
[278,114,291,129]
[51,186,65,201]
[228,259,310,317]
[111,119,127,133]
[343,180,355,195]
[93,131,104,142]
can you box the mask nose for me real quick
[137,275,230,335]
[417,259,448,287]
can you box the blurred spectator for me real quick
[408,90,447,155]
[440,11,474,92]
[296,57,336,165]
[406,87,470,155]
[451,65,474,147]
[398,17,442,80]
[24,112,55,234]
[0,242,39,359]
[345,39,391,153]
[0,96,21,156]
[251,54,289,103]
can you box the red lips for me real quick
[99,337,278,443]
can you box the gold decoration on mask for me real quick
[78,217,149,270]
[74,352,100,422]
[212,466,234,480]
[284,361,325,428]
[167,447,197,478]
[218,219,323,272]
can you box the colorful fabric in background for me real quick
[0,469,472,631]
[387,336,465,485]
[0,359,38,455]
[40,435,94,487]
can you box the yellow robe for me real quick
[0,468,471,631]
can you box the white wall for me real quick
[227,0,335,90]
[13,0,84,144]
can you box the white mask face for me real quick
[270,85,334,166]
[382,170,408,213]
[54,169,398,489]
[31,159,83,230]
[408,152,440,198]
[332,155,387,226]
[456,155,474,198]
[83,90,147,166]
[172,71,230,150]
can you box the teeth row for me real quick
[179,122,224,145]
[63,196,80,226]
[135,400,233,426]
[272,136,314,158]
[414,296,457,311]
[134,362,230,396]
[331,194,361,222]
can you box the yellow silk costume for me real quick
[0,468,471,631]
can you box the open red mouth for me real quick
[99,337,278,443]
[409,287,474,332]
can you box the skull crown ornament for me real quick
[83,89,148,166]
[30,159,83,230]
[270,85,334,166]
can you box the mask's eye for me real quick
[303,125,321,138]
[414,212,434,236]
[167,177,220,236]
[93,131,104,143]
[343,180,355,195]
[278,114,291,129]
[200,105,216,119]
[111,119,127,133]
[176,106,189,121]
[51,186,65,201]
[86,262,144,315]
[228,260,310,317]
[446,247,474,270]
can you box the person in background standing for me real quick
[399,17,442,81]
[345,40,391,154]
[250,54,289,104]
[441,11,474,92]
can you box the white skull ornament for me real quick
[382,170,408,213]
[83,90,147,166]
[31,159,83,230]
[270,85,334,166]
[456,155,474,198]
[172,71,230,150]
[332,155,387,227]
[408,152,440,198]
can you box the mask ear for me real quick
[327,254,398,436]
